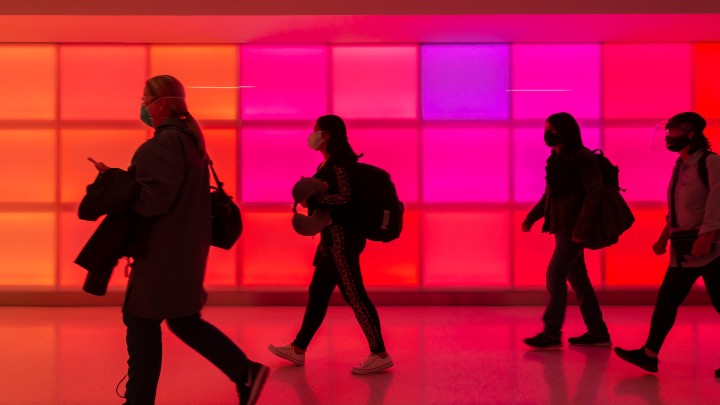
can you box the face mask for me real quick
[665,134,691,152]
[308,131,328,150]
[140,104,153,127]
[544,130,562,147]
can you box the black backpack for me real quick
[349,163,404,242]
[583,149,635,250]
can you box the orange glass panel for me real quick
[59,45,146,120]
[361,210,419,286]
[0,213,55,286]
[0,130,56,203]
[0,45,56,120]
[695,44,720,120]
[512,211,602,287]
[204,129,237,199]
[59,212,128,289]
[239,210,317,286]
[60,129,145,203]
[422,211,511,287]
[605,207,668,286]
[150,45,238,120]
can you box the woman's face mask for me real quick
[544,130,562,147]
[665,127,692,152]
[140,104,153,127]
[308,131,328,150]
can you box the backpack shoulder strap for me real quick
[698,150,715,189]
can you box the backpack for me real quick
[583,149,635,250]
[349,163,404,242]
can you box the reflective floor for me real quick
[1,306,719,404]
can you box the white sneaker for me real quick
[268,342,305,366]
[351,353,393,375]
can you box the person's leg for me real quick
[541,233,582,340]
[700,258,720,378]
[566,248,609,339]
[292,261,337,351]
[166,313,249,384]
[123,314,163,405]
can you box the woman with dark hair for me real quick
[522,112,612,349]
[96,75,268,405]
[268,114,393,375]
[615,112,720,377]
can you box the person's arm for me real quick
[315,165,352,207]
[572,153,603,242]
[129,132,185,218]
[523,192,547,231]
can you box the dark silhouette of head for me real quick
[316,115,360,163]
[666,112,710,153]
[546,112,584,151]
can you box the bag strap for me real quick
[698,150,715,189]
[670,161,681,228]
[207,156,225,192]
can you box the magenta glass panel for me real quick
[513,128,600,203]
[421,45,509,120]
[512,44,600,120]
[241,128,321,203]
[604,128,677,202]
[346,126,419,203]
[422,211,510,287]
[332,46,417,119]
[240,46,328,120]
[422,127,509,202]
[603,44,692,119]
[59,45,147,120]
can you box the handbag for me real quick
[209,158,242,249]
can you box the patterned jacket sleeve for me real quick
[315,165,353,207]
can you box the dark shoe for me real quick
[238,361,270,405]
[568,333,612,347]
[614,347,658,373]
[524,333,562,350]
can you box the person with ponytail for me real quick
[117,75,268,405]
[615,112,720,377]
[268,114,393,375]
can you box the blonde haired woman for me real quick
[114,75,267,405]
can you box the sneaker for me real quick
[568,333,612,347]
[238,361,269,405]
[268,342,305,366]
[614,347,658,373]
[351,353,393,375]
[524,333,562,350]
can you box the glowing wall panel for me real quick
[0,45,56,120]
[603,44,692,119]
[422,211,510,286]
[421,45,509,120]
[695,44,720,120]
[59,212,128,289]
[0,130,56,203]
[241,128,320,203]
[513,128,601,203]
[422,127,509,202]
[346,127,419,203]
[239,211,317,286]
[150,45,238,120]
[603,128,677,202]
[204,129,237,199]
[0,213,55,286]
[240,46,328,120]
[511,44,600,120]
[59,46,147,120]
[332,46,418,119]
[605,208,668,286]
[512,211,602,287]
[361,210,419,286]
[206,247,237,287]
[60,129,145,203]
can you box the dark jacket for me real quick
[524,146,603,240]
[310,159,365,263]
[123,118,211,319]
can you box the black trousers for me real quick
[294,226,386,354]
[123,312,249,405]
[645,256,720,353]
[542,233,609,339]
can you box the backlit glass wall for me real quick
[0,42,717,291]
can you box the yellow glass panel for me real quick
[60,129,145,203]
[150,45,238,120]
[59,45,147,120]
[0,130,56,203]
[0,213,55,286]
[0,45,56,120]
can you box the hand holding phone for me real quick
[87,157,110,173]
